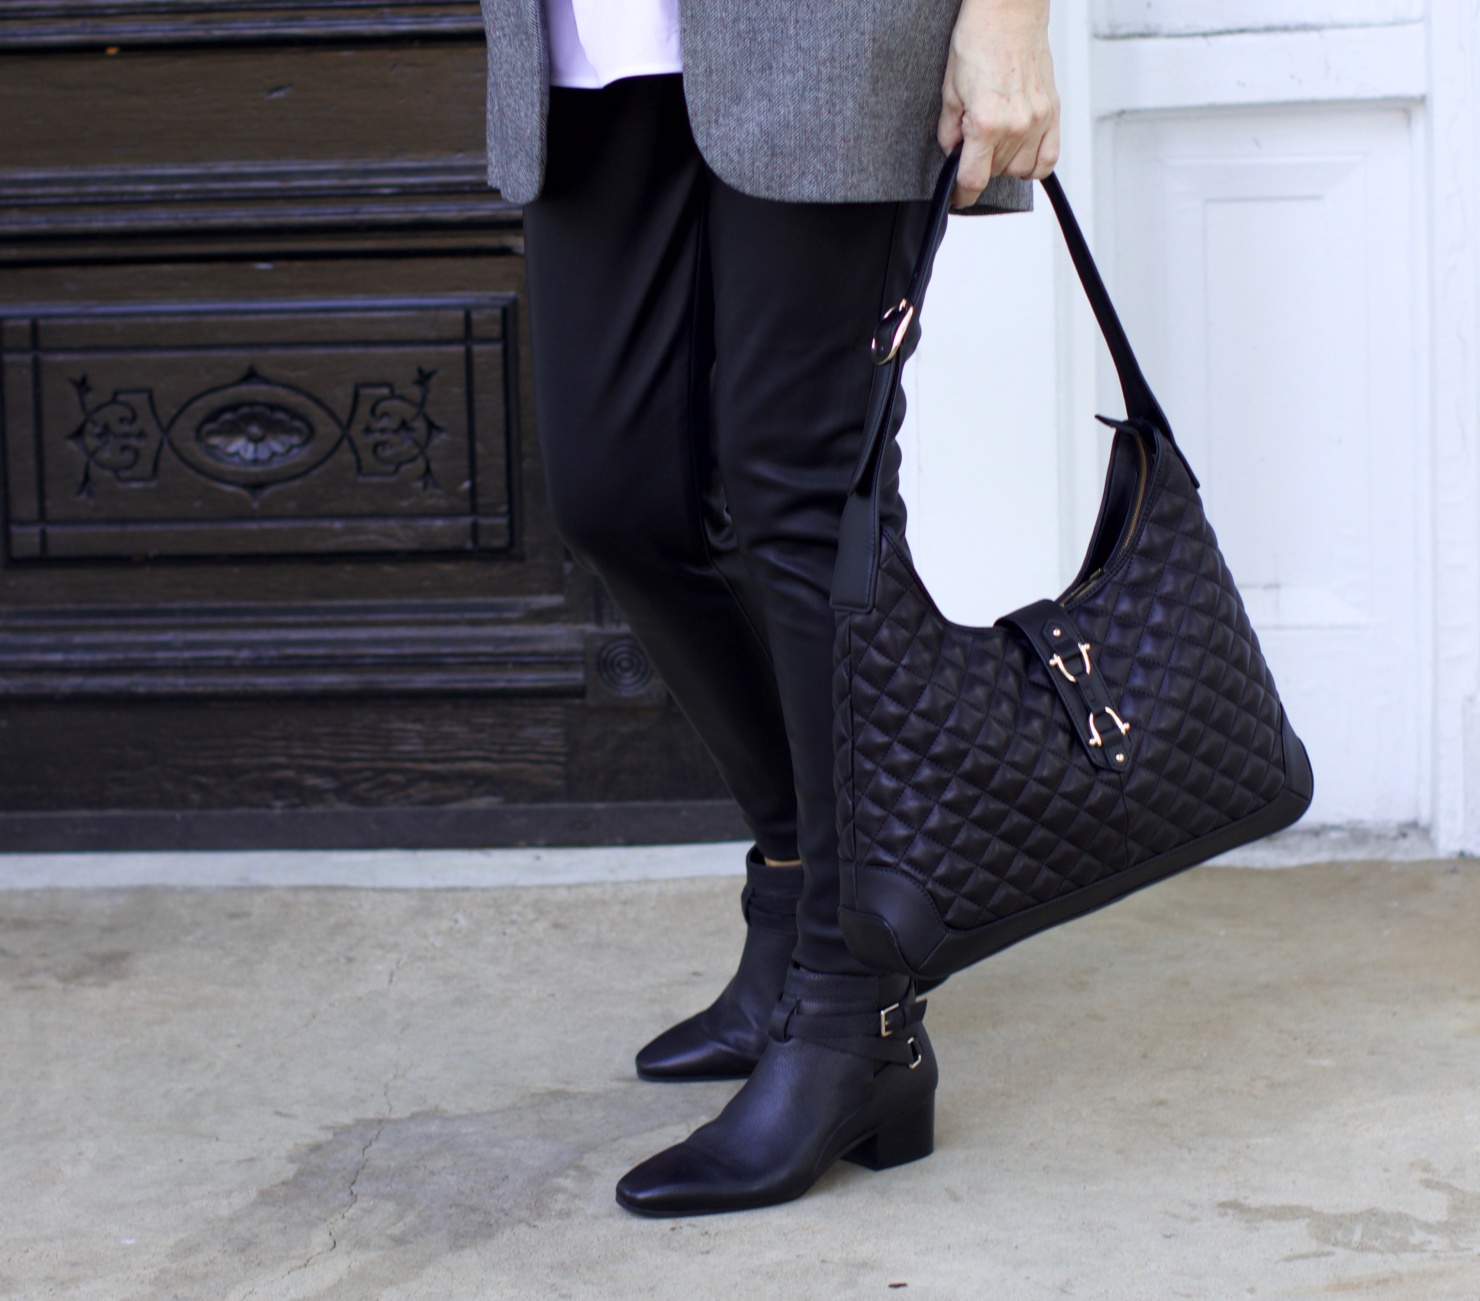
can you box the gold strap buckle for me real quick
[871,299,916,364]
[1087,706,1131,747]
[879,1003,902,1038]
[1049,641,1093,683]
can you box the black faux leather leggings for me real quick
[524,76,927,973]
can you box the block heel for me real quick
[844,1096,935,1171]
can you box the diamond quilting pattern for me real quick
[835,433,1290,944]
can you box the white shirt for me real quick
[545,0,683,88]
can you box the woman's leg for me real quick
[615,177,942,1216]
[706,181,928,973]
[523,77,800,864]
[522,78,806,1079]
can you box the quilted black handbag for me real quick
[831,152,1314,981]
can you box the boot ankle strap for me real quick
[740,883,799,934]
[768,988,927,1066]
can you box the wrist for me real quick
[957,0,1050,32]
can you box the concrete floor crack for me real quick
[386,950,407,991]
[345,1119,384,1217]
[237,1002,405,1297]
[242,1117,380,1297]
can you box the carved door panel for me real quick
[0,1,738,849]
[6,300,513,558]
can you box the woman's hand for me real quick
[937,0,1061,207]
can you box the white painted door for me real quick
[901,1,1480,848]
[1105,106,1423,827]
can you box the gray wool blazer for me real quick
[480,0,1033,214]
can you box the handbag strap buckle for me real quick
[1048,641,1093,682]
[1088,707,1132,750]
[871,299,916,365]
[1001,599,1137,773]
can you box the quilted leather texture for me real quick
[834,430,1290,938]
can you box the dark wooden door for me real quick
[0,0,740,850]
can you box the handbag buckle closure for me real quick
[871,299,916,365]
[1049,641,1094,682]
[1088,706,1131,749]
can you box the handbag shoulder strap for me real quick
[1039,170,1176,446]
[832,151,1195,612]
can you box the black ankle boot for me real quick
[617,965,937,1215]
[634,849,802,1082]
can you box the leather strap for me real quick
[740,881,800,934]
[769,987,928,1066]
[1000,599,1134,772]
[841,147,959,505]
[1039,173,1176,450]
[832,152,1196,614]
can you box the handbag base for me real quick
[839,712,1314,981]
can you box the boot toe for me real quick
[634,1016,762,1081]
[615,1142,743,1216]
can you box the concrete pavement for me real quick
[1,847,1477,1298]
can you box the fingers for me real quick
[951,99,1044,205]
[939,73,1059,205]
[946,91,1058,204]
[941,54,993,207]
[939,58,981,205]
[1034,116,1062,178]
[952,179,985,209]
[998,94,1060,180]
[952,132,995,208]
